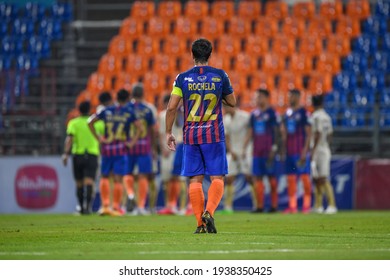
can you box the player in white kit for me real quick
[310,95,337,214]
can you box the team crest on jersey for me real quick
[197,75,207,82]
[105,110,112,116]
[184,77,194,82]
[212,77,221,82]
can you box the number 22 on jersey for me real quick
[187,93,218,122]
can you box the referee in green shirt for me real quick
[62,101,104,214]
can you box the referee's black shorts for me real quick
[72,153,98,181]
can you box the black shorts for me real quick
[72,154,98,181]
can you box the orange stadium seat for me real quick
[282,17,306,38]
[108,35,132,58]
[216,34,241,56]
[178,54,194,72]
[114,72,135,92]
[288,53,313,75]
[278,71,303,91]
[211,1,235,20]
[136,35,159,57]
[254,17,279,38]
[227,71,248,95]
[299,36,323,56]
[119,17,144,39]
[307,17,333,38]
[98,54,122,76]
[319,1,343,20]
[174,16,198,38]
[130,1,155,20]
[237,0,262,20]
[250,72,275,91]
[316,52,341,75]
[162,35,186,56]
[125,53,149,77]
[292,2,316,20]
[271,34,296,56]
[152,53,176,75]
[262,53,286,75]
[209,52,232,70]
[346,0,370,20]
[158,1,182,20]
[147,17,170,38]
[66,108,80,124]
[75,89,93,106]
[200,17,224,41]
[235,53,257,74]
[265,1,288,20]
[185,1,209,20]
[228,16,251,39]
[307,71,332,94]
[143,71,166,100]
[270,89,288,108]
[326,34,351,57]
[87,72,112,93]
[245,35,269,56]
[335,16,361,38]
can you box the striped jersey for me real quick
[250,107,280,158]
[127,101,156,155]
[284,107,311,156]
[97,104,137,157]
[171,66,234,145]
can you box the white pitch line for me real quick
[0,252,46,256]
[130,242,275,246]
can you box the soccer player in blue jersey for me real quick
[88,89,141,216]
[165,38,236,234]
[280,89,312,214]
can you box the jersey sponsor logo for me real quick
[211,77,221,82]
[14,165,59,209]
[184,77,194,82]
[197,75,207,82]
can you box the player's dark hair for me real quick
[78,101,91,115]
[289,89,301,96]
[191,38,212,64]
[257,88,270,98]
[98,91,112,105]
[132,83,144,99]
[117,89,129,103]
[163,94,170,105]
[312,94,324,107]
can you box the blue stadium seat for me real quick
[0,20,9,37]
[0,3,18,20]
[379,88,390,105]
[362,17,388,35]
[375,0,390,18]
[16,54,39,75]
[380,108,390,127]
[324,90,348,106]
[372,51,390,72]
[342,52,368,73]
[352,88,376,107]
[333,71,357,94]
[39,18,62,40]
[352,35,378,55]
[12,18,35,38]
[27,36,51,58]
[381,33,390,51]
[0,55,12,72]
[0,36,24,56]
[51,2,73,22]
[363,70,386,91]
[325,107,339,127]
[342,108,366,127]
[23,2,46,21]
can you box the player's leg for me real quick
[158,152,175,215]
[269,176,278,212]
[222,153,237,214]
[319,152,337,214]
[311,159,324,213]
[124,156,136,213]
[83,154,98,214]
[136,154,153,215]
[98,156,113,215]
[252,157,266,213]
[148,157,159,214]
[299,156,312,214]
[285,156,298,213]
[72,155,85,214]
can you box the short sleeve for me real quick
[171,74,183,97]
[66,120,75,136]
[222,71,234,96]
[95,120,105,136]
[97,109,105,121]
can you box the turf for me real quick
[0,211,389,260]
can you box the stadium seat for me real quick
[98,54,122,76]
[39,18,63,40]
[235,53,257,74]
[200,17,224,41]
[211,1,235,21]
[326,34,351,57]
[375,0,390,18]
[380,108,390,127]
[333,71,358,94]
[162,35,186,56]
[288,53,313,75]
[12,18,35,38]
[108,35,132,58]
[372,51,390,73]
[254,17,279,38]
[51,2,73,22]
[0,55,12,72]
[262,53,286,75]
[136,35,159,57]
[342,108,368,127]
[270,89,288,108]
[362,17,388,35]
[307,17,332,38]
[325,107,340,126]
[130,1,155,20]
[245,35,269,56]
[125,53,149,77]
[299,36,323,56]
[174,16,198,38]
[250,72,275,91]
[336,16,361,38]
[185,1,209,20]
[0,20,9,37]
[363,70,386,91]
[278,71,303,91]
[265,1,288,20]
[307,71,332,94]
[226,71,248,94]
[319,1,343,20]
[237,0,262,20]
[228,17,251,39]
[216,34,241,56]
[325,90,348,106]
[178,54,195,72]
[0,36,23,56]
[23,2,45,20]
[342,52,368,73]
[28,36,51,58]
[352,88,376,107]
[147,17,170,38]
[87,72,112,93]
[0,3,17,20]
[120,17,144,39]
[346,0,370,20]
[15,53,39,75]
[158,1,182,21]
[382,33,390,52]
[113,72,134,92]
[281,17,305,38]
[152,53,176,75]
[292,2,315,20]
[75,90,93,106]
[143,71,166,100]
[380,88,390,105]
[352,35,378,55]
[208,52,232,71]
[316,52,341,75]
[271,34,296,56]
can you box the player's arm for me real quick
[243,127,253,158]
[127,120,142,149]
[88,114,104,143]
[222,93,236,107]
[268,125,279,162]
[301,124,312,163]
[62,134,73,166]
[279,121,287,161]
[166,94,181,151]
[310,117,320,160]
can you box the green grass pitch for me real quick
[0,211,389,260]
